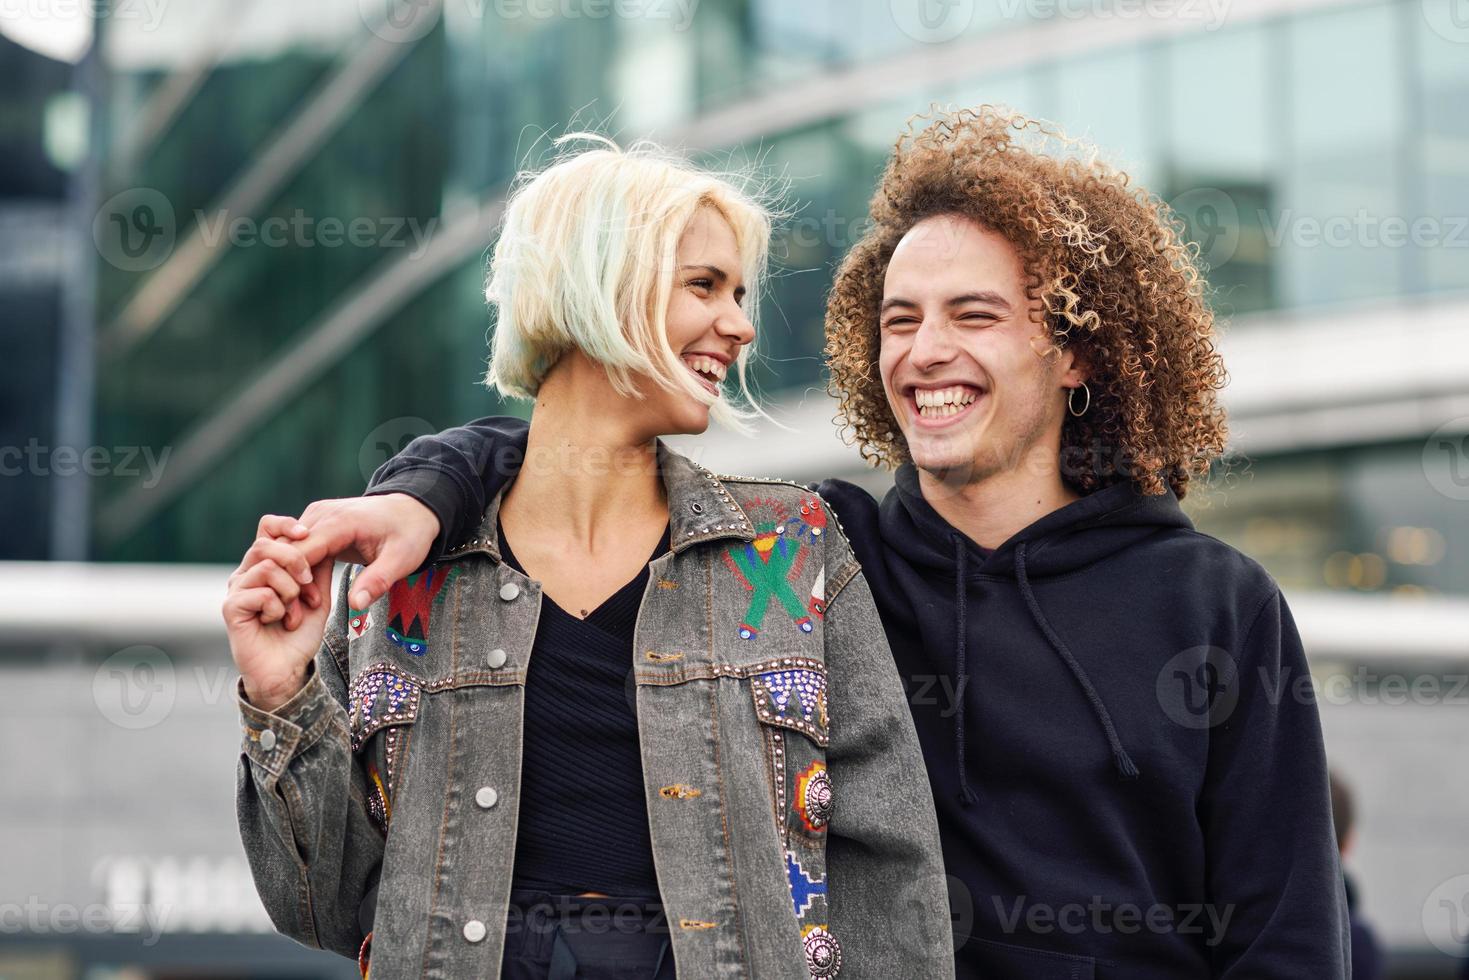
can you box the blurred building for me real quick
[4,0,1469,975]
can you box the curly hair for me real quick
[824,105,1228,499]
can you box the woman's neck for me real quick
[499,364,668,552]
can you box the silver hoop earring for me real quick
[1067,382,1091,417]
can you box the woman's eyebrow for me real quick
[679,263,727,282]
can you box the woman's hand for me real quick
[223,528,335,712]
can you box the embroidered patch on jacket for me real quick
[750,666,829,745]
[348,667,422,751]
[723,495,827,640]
[794,760,833,834]
[384,566,458,656]
[802,924,842,978]
[786,850,828,917]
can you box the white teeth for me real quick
[913,385,980,409]
[682,354,727,383]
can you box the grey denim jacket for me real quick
[235,442,954,979]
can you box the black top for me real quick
[499,516,670,900]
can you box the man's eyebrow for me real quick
[947,291,1011,310]
[880,292,1012,314]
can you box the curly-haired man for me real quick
[258,108,1349,978]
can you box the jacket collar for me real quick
[440,440,755,563]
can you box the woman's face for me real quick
[643,205,755,436]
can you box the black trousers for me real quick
[499,889,676,980]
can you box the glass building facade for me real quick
[82,0,1469,608]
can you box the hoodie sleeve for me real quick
[1202,588,1352,978]
[364,415,529,560]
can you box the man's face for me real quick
[878,214,1081,485]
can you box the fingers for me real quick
[241,536,314,586]
[223,585,287,626]
[257,513,309,542]
[233,559,304,612]
[289,517,365,569]
[351,538,421,609]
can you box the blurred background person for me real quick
[1333,769,1386,980]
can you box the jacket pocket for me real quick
[962,937,1097,980]
[346,663,423,837]
[746,657,832,847]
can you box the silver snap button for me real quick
[499,582,520,601]
[487,648,508,669]
[475,786,499,809]
[259,729,277,751]
[462,919,487,943]
[688,501,704,515]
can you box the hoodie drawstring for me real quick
[951,534,979,806]
[1014,542,1141,780]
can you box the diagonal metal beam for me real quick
[100,1,439,359]
[96,195,503,545]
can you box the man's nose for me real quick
[908,318,956,371]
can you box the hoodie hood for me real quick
[879,464,1196,803]
[882,462,1195,580]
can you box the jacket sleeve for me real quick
[820,521,956,979]
[234,570,384,961]
[364,415,528,560]
[1202,588,1352,978]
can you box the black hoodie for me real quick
[369,416,1351,979]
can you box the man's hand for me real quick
[254,493,441,626]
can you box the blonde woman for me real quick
[224,137,953,979]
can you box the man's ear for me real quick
[1057,343,1091,389]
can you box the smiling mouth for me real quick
[681,354,727,394]
[906,384,985,427]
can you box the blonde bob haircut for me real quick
[483,133,775,431]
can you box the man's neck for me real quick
[916,457,1080,551]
